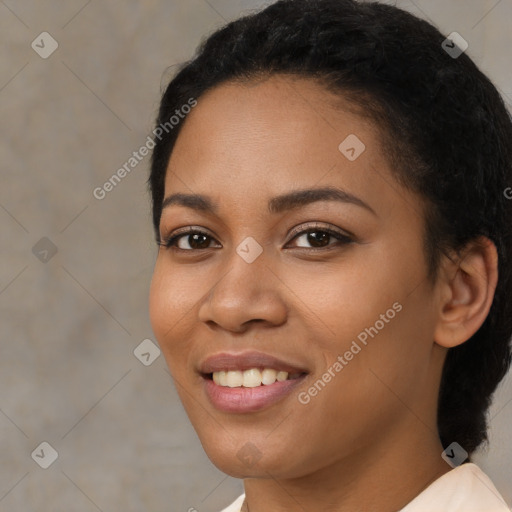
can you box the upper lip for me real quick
[199,350,309,375]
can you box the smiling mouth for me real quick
[198,351,310,412]
[204,368,307,388]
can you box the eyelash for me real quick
[158,223,354,252]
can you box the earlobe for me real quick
[433,237,498,349]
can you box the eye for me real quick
[286,223,353,250]
[159,223,354,252]
[159,227,219,251]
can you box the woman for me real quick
[148,0,512,510]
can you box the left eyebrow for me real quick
[161,185,377,217]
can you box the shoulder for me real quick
[219,493,245,512]
[399,463,510,512]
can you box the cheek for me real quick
[148,260,191,367]
[288,249,432,409]
[290,305,432,463]
[317,290,436,433]
[278,255,403,354]
[148,263,171,343]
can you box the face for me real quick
[149,75,445,479]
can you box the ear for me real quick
[434,236,498,349]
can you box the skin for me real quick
[149,75,498,512]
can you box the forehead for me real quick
[163,75,415,222]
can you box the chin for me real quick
[198,433,304,479]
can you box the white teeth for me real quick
[218,371,227,386]
[226,370,243,388]
[243,369,262,388]
[261,368,277,385]
[276,371,288,382]
[211,368,303,387]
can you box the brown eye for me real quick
[288,227,353,249]
[178,232,212,250]
[160,225,353,252]
[294,230,331,248]
[160,229,219,251]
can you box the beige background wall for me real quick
[1,0,511,510]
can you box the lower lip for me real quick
[203,375,307,413]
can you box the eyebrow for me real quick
[161,186,377,216]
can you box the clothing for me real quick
[219,463,510,512]
[220,493,245,512]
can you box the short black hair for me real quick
[148,0,512,457]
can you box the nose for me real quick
[197,246,288,333]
